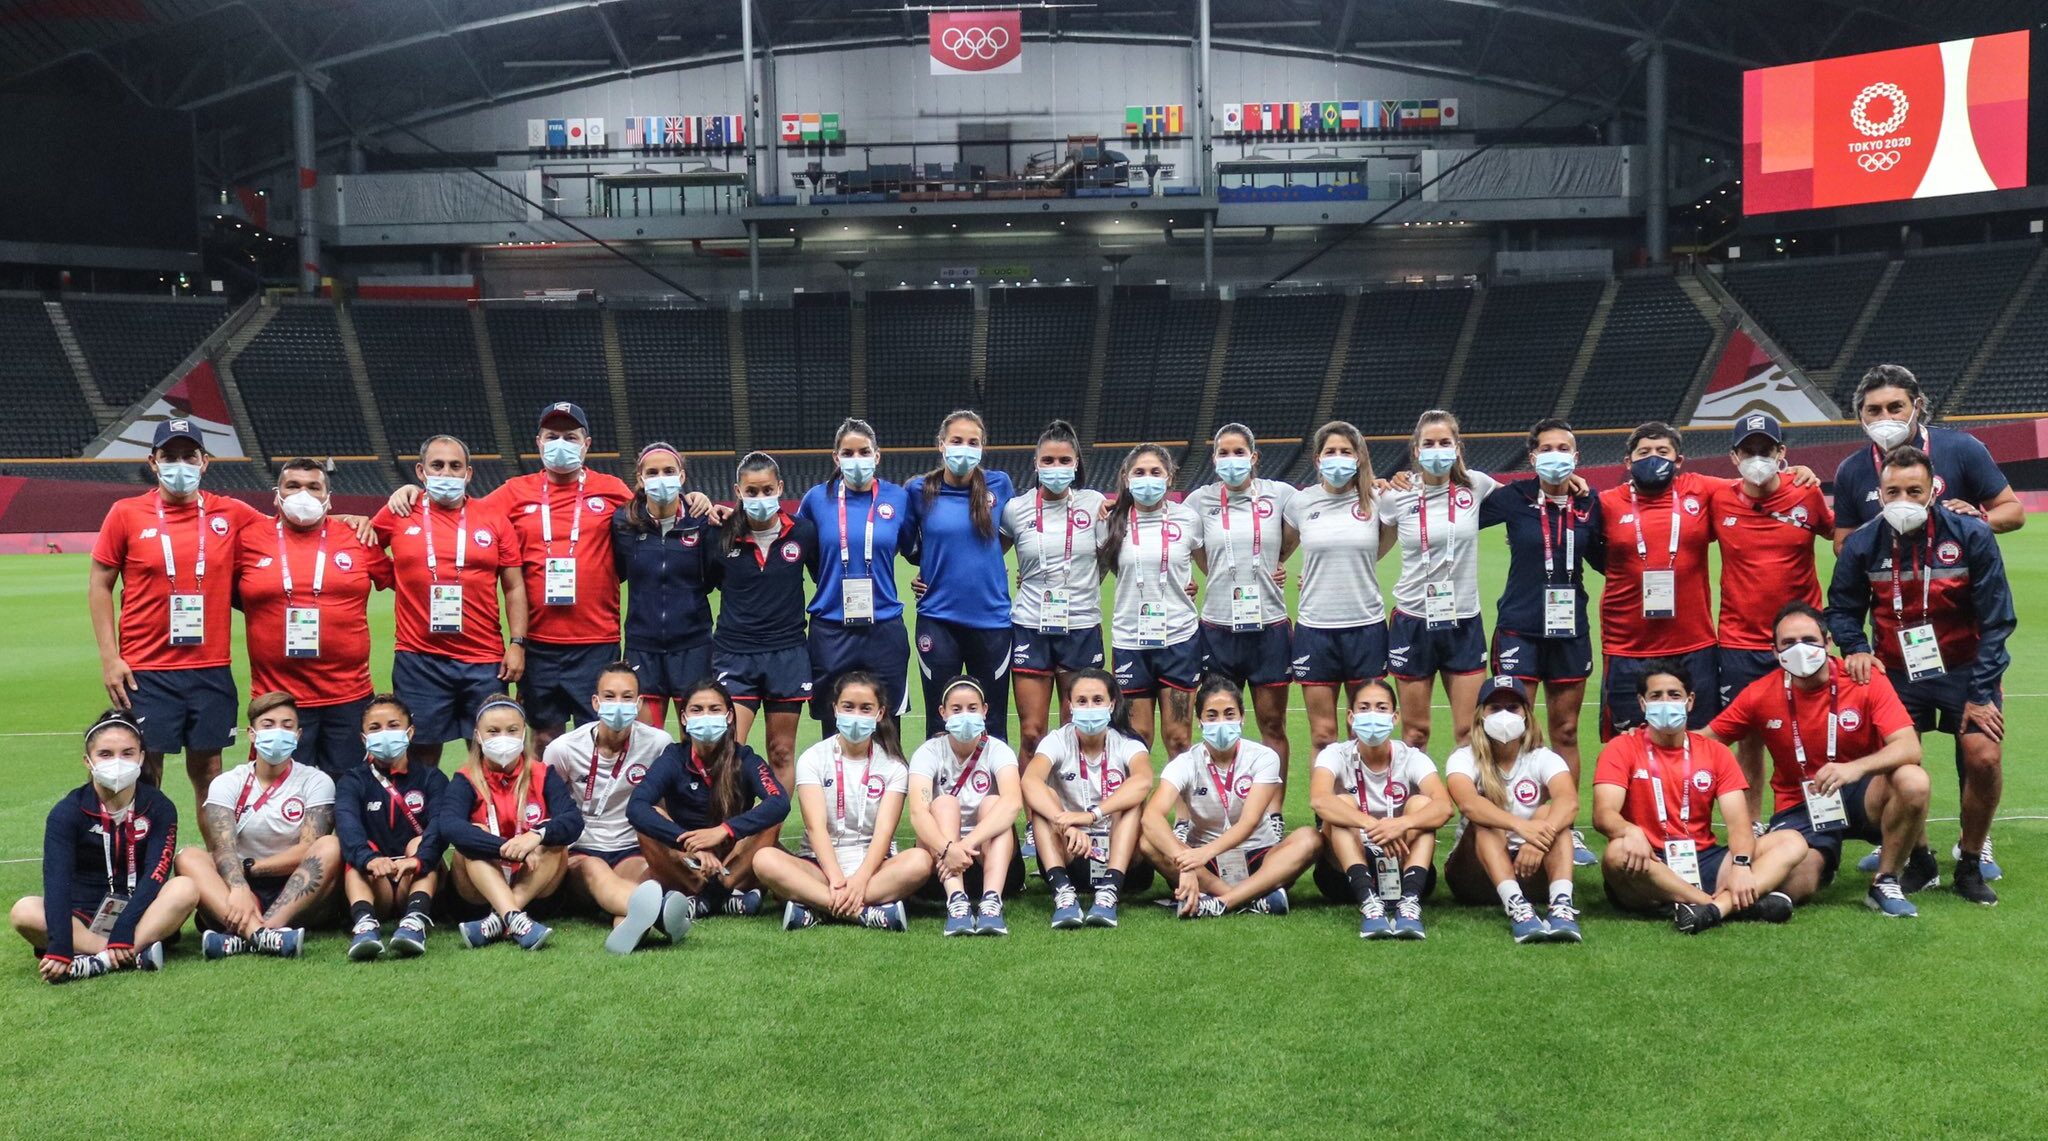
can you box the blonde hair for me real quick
[1467,698,1545,808]
[1312,420,1373,513]
[463,694,533,833]
[1411,409,1473,489]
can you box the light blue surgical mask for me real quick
[742,495,780,523]
[541,438,585,475]
[685,714,729,744]
[1070,707,1112,736]
[252,727,299,762]
[596,701,637,732]
[156,461,201,495]
[943,445,982,477]
[1350,710,1395,746]
[836,713,878,743]
[643,475,681,506]
[1417,446,1457,477]
[1532,451,1577,485]
[1200,719,1243,751]
[1318,456,1359,487]
[364,729,410,762]
[945,712,987,743]
[1214,456,1253,487]
[1643,700,1690,731]
[1128,476,1168,507]
[838,455,877,486]
[1037,466,1076,494]
[424,475,467,506]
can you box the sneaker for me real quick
[1734,891,1795,924]
[688,896,714,921]
[1901,845,1941,893]
[975,898,1009,937]
[781,901,819,931]
[67,953,111,980]
[1506,897,1550,944]
[605,881,664,955]
[721,889,763,917]
[460,912,504,948]
[387,912,430,957]
[252,927,303,958]
[1391,896,1426,940]
[1570,829,1596,867]
[1085,889,1120,928]
[1857,847,1883,874]
[1358,895,1396,939]
[504,910,551,951]
[1049,883,1084,929]
[1021,832,1037,861]
[136,942,165,971]
[858,901,908,931]
[658,891,695,944]
[1672,901,1722,934]
[1865,875,1918,918]
[202,931,246,960]
[347,917,384,961]
[1954,860,1999,907]
[1954,840,2002,882]
[1182,894,1227,920]
[943,894,976,937]
[1242,887,1289,916]
[1545,897,1582,944]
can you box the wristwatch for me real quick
[508,636,528,647]
[1732,853,1753,867]
[242,857,256,878]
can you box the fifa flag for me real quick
[780,113,802,143]
[1340,101,1361,130]
[586,117,605,147]
[1221,103,1243,133]
[545,118,567,148]
[526,119,546,148]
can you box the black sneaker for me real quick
[1732,890,1794,924]
[1901,846,1941,894]
[1954,859,1999,907]
[1672,901,1722,934]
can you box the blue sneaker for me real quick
[781,901,819,931]
[253,927,302,958]
[347,917,384,961]
[1181,894,1227,920]
[1391,896,1426,940]
[136,942,165,972]
[1505,897,1549,944]
[606,881,663,955]
[1955,840,2002,882]
[1358,895,1396,940]
[1084,888,1120,928]
[1544,897,1582,943]
[975,897,1009,936]
[504,910,550,951]
[943,894,975,937]
[859,901,908,932]
[1571,829,1597,867]
[387,912,430,957]
[1865,875,1918,918]
[1049,883,1084,929]
[1856,847,1883,874]
[658,891,695,944]
[721,889,764,917]
[1243,887,1289,915]
[202,930,245,960]
[459,913,503,948]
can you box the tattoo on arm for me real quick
[268,852,324,922]
[299,805,334,844]
[202,805,246,889]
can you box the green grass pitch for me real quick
[2,532,2044,1137]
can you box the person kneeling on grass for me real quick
[1592,661,1808,934]
[754,671,933,932]
[435,697,584,951]
[1022,668,1156,930]
[1307,679,1450,940]
[335,694,446,960]
[1442,676,1581,944]
[546,662,692,955]
[628,679,790,922]
[1141,675,1321,919]
[176,692,341,960]
[12,710,196,982]
[908,677,1025,937]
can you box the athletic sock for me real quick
[1104,868,1126,892]
[406,891,434,918]
[1345,863,1376,905]
[1495,881,1527,910]
[1400,865,1430,899]
[1045,865,1072,892]
[1548,879,1575,906]
[350,900,376,928]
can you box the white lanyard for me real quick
[1629,487,1681,568]
[155,492,207,587]
[422,499,467,580]
[1783,671,1839,777]
[275,519,327,601]
[540,471,586,553]
[836,482,877,574]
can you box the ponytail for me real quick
[924,410,995,539]
[1099,443,1178,575]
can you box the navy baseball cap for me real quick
[1731,412,1784,448]
[1477,674,1530,706]
[538,401,588,431]
[151,418,204,450]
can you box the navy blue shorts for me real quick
[249,873,291,915]
[1768,775,1879,886]
[1491,628,1594,685]
[1715,647,1779,711]
[294,697,371,779]
[1010,624,1106,677]
[1896,671,1999,736]
[522,640,620,729]
[1387,612,1487,680]
[130,666,238,755]
[573,846,644,868]
[808,616,911,721]
[1290,622,1389,687]
[391,650,502,746]
[1199,621,1294,688]
[1112,637,1202,697]
[713,644,813,706]
[914,618,1012,740]
[626,643,714,701]
[1602,647,1719,738]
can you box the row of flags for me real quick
[777,112,845,145]
[1123,104,1185,138]
[524,115,749,150]
[1220,98,1460,135]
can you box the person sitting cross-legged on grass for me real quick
[334,694,446,960]
[175,691,341,961]
[1593,662,1807,934]
[1020,668,1156,931]
[1308,678,1452,941]
[1441,676,1583,944]
[906,676,1025,937]
[434,696,582,951]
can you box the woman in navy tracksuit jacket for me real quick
[613,442,719,729]
[904,410,1016,741]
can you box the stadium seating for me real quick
[0,459,149,484]
[984,287,1096,444]
[1453,278,1604,433]
[773,452,839,498]
[1,297,100,457]
[1838,244,2038,411]
[1332,288,1470,436]
[1212,292,1346,440]
[1722,255,1885,371]
[326,459,404,496]
[64,297,228,408]
[485,304,614,437]
[1954,278,2048,416]
[616,307,732,452]
[352,303,497,457]
[865,290,974,444]
[1097,288,1214,444]
[744,294,854,451]
[1569,276,1714,426]
[229,303,375,457]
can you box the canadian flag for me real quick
[929,10,1022,75]
[780,113,802,143]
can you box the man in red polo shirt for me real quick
[236,459,395,779]
[1707,602,1929,917]
[372,435,528,769]
[90,419,265,800]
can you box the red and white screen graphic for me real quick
[929,11,1022,75]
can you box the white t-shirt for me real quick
[908,733,1019,833]
[1109,500,1202,649]
[1034,723,1150,816]
[1444,744,1569,821]
[794,738,908,864]
[1002,488,1107,630]
[545,721,671,854]
[1283,482,1387,628]
[205,761,337,863]
[1378,471,1499,620]
[1187,479,1295,627]
[1158,739,1283,849]
[1313,739,1437,818]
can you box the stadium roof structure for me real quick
[2,0,2039,182]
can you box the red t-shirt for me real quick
[1708,480,1833,650]
[92,491,264,671]
[480,471,633,645]
[235,518,394,707]
[1593,728,1745,847]
[1708,659,1913,813]
[373,498,522,665]
[1596,472,1728,657]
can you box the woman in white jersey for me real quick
[1444,675,1581,943]
[1189,423,1298,781]
[1023,667,1157,930]
[1380,410,1498,752]
[1001,420,1108,761]
[755,671,930,932]
[1284,420,1399,760]
[1141,676,1321,919]
[1101,444,1203,757]
[1308,680,1451,940]
[908,677,1024,937]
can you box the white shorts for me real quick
[804,839,897,877]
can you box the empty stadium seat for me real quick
[616,307,732,452]
[0,459,148,484]
[1723,255,1885,372]
[65,297,229,409]
[746,294,853,451]
[1098,288,1213,444]
[984,287,1097,444]
[352,303,497,457]
[485,304,614,439]
[229,303,374,457]
[1955,272,2048,416]
[1,297,100,457]
[1213,292,1345,440]
[1839,244,2038,411]
[1455,279,1604,433]
[1332,288,1470,437]
[1569,276,1714,427]
[865,290,974,443]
